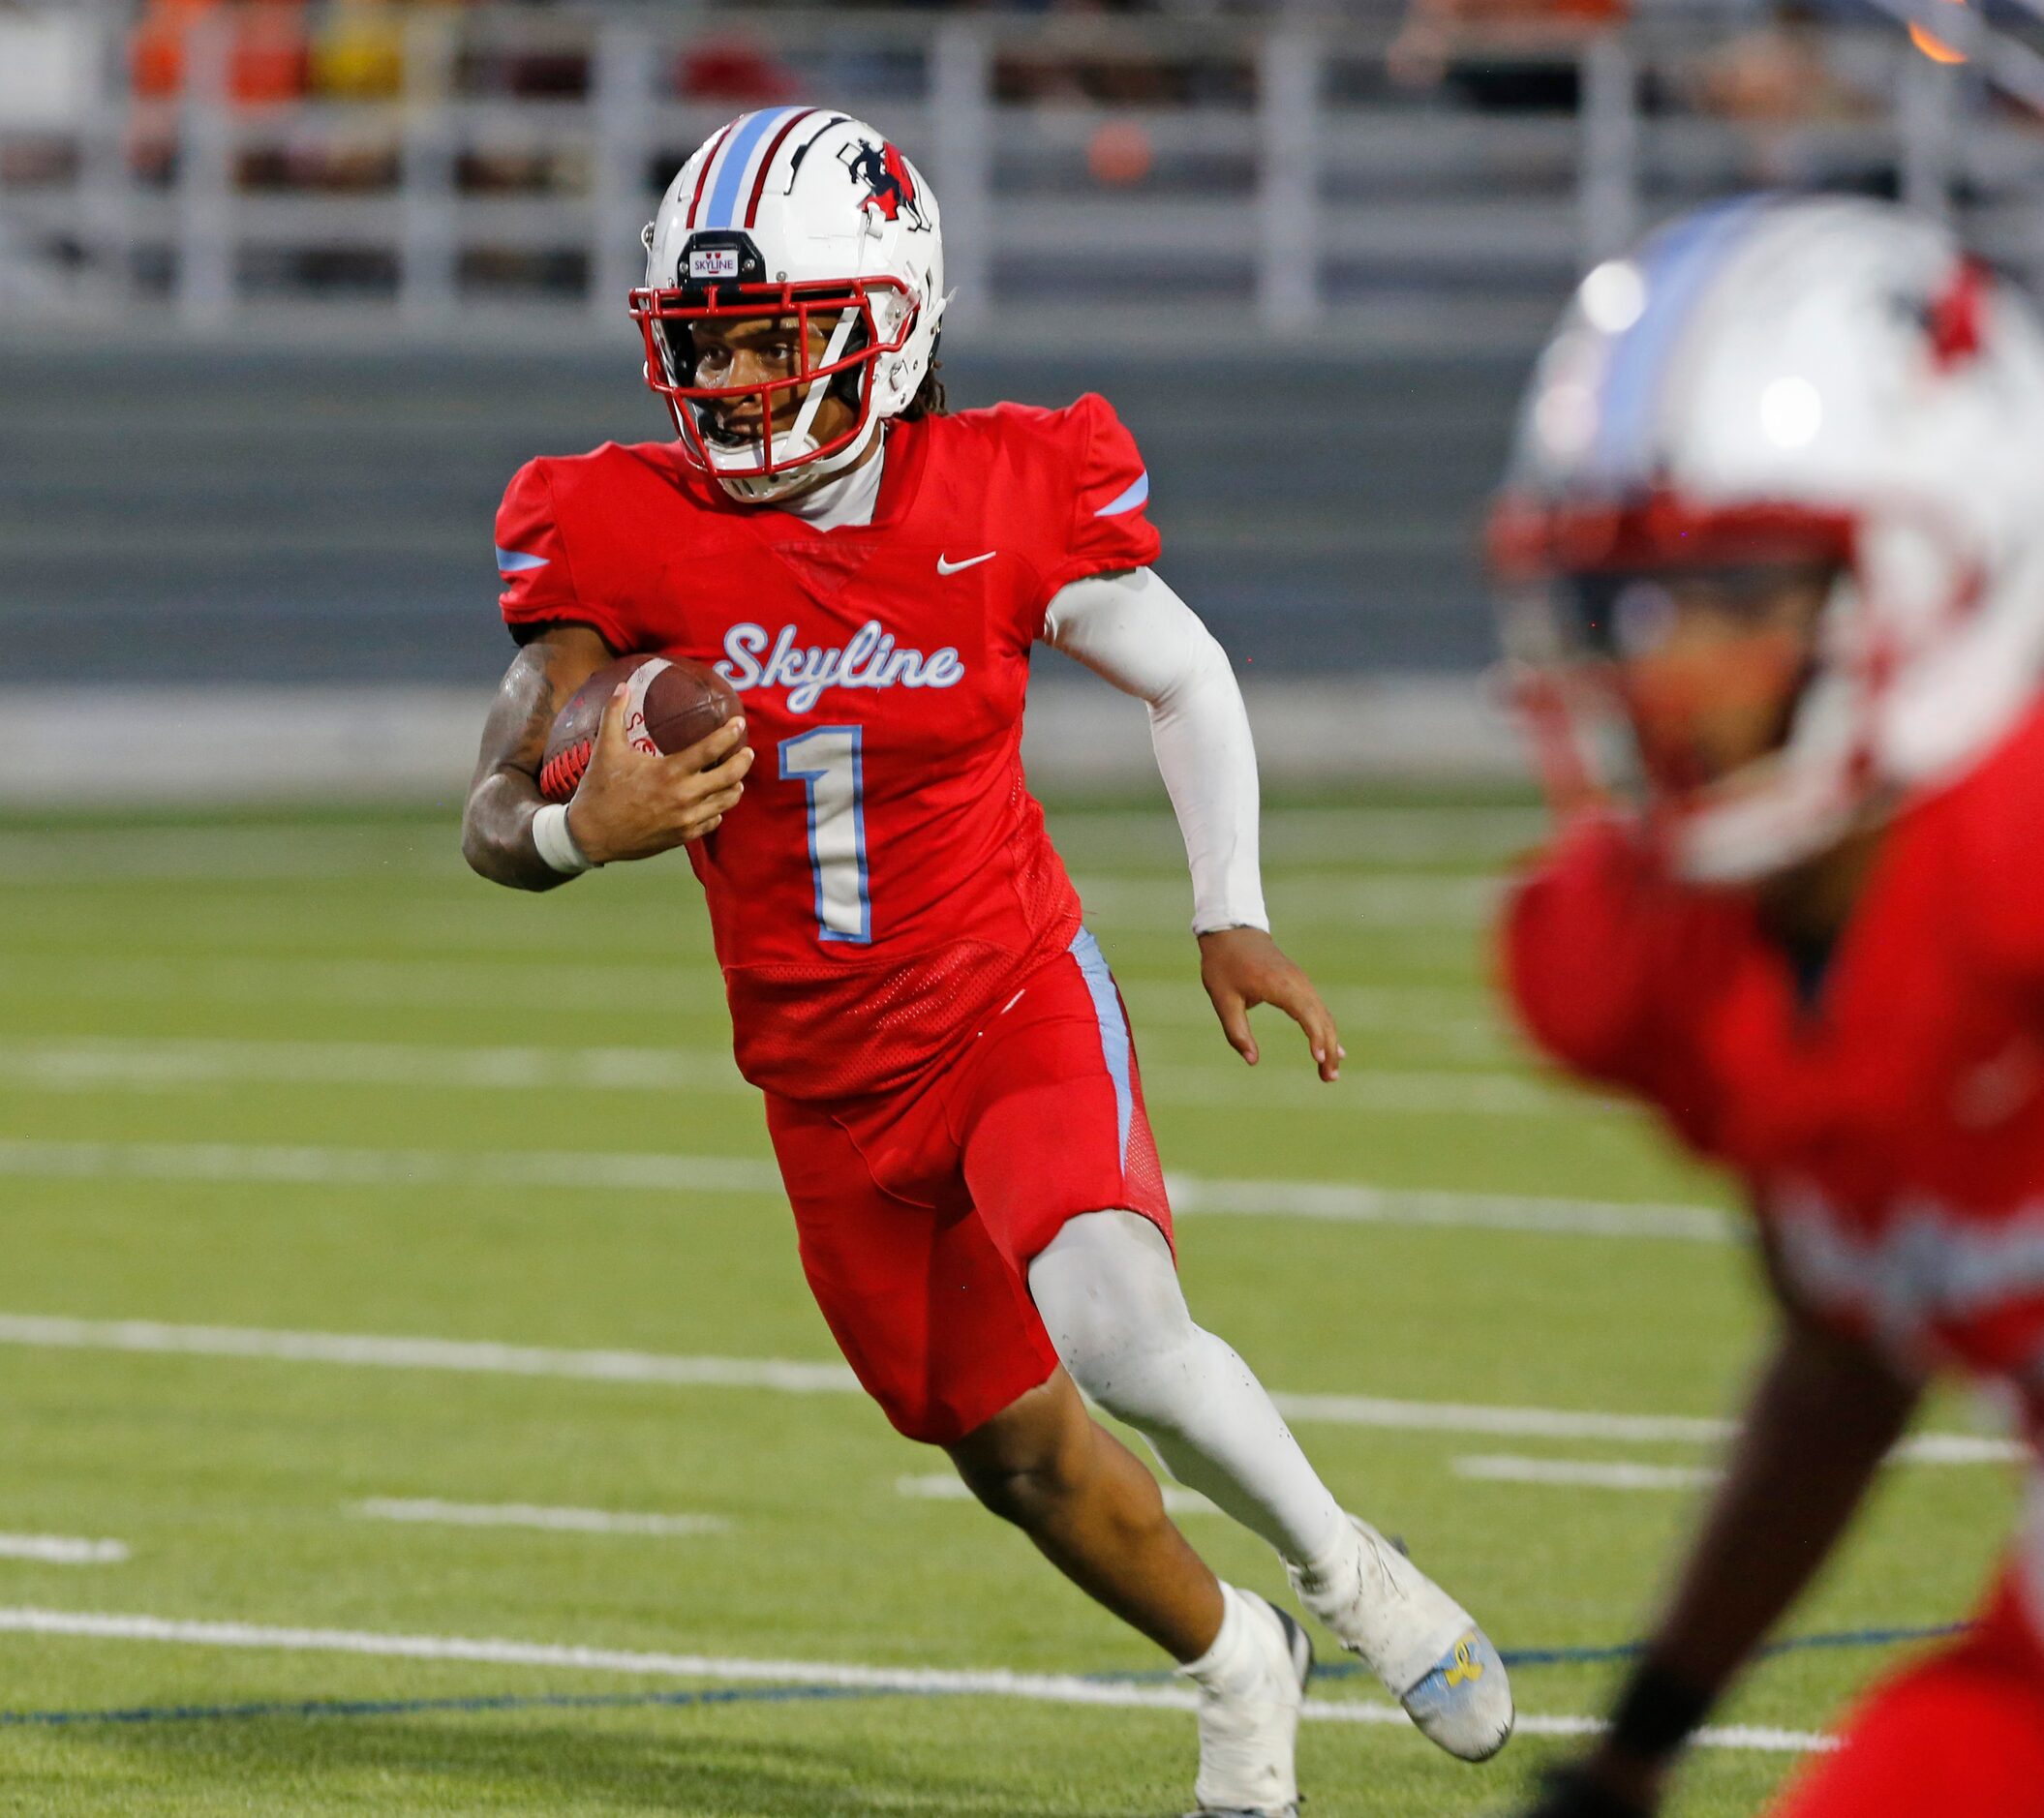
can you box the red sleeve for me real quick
[494,458,631,651]
[1041,392,1162,596]
[1500,811,1724,1145]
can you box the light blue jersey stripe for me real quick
[1094,471,1149,518]
[703,108,801,230]
[1070,928,1134,1167]
[1592,197,1773,484]
[495,547,548,573]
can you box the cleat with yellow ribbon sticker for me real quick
[1288,1514,1514,1764]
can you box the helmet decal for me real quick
[839,138,929,231]
[1924,259,1988,371]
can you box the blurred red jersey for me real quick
[494,396,1160,1101]
[1503,703,2044,1629]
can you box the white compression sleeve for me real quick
[1041,568,1268,934]
[1028,1210,1347,1567]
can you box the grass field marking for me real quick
[0,828,461,883]
[0,1137,786,1197]
[0,1535,129,1565]
[0,1138,1709,1240]
[897,1473,1223,1519]
[1,1036,1602,1118]
[1453,1435,2028,1490]
[0,1311,1800,1447]
[0,1314,863,1394]
[1171,1171,1726,1242]
[1051,803,1545,865]
[7,953,1501,1039]
[351,1500,730,1538]
[9,1310,2022,1465]
[1887,1432,2029,1465]
[0,1606,1832,1752]
[1453,1456,1721,1492]
[1074,872,1500,931]
[1267,1389,1733,1444]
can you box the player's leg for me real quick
[1764,1578,2044,1818]
[946,1370,1314,1817]
[954,935,1512,1761]
[1027,1207,1511,1761]
[767,1088,1311,1816]
[1027,1207,1344,1562]
[945,1363,1222,1655]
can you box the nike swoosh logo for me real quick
[936,551,996,576]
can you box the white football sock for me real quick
[1178,1582,1266,1693]
[1027,1209,1348,1568]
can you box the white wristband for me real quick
[532,802,596,876]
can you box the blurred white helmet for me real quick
[1491,195,2044,882]
[631,107,947,503]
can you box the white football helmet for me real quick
[631,107,946,503]
[1491,195,2044,882]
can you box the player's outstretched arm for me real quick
[1521,1296,1921,1818]
[1042,567,1343,1082]
[462,624,752,890]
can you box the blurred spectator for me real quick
[1688,4,1884,130]
[677,36,798,103]
[310,0,407,101]
[133,0,311,106]
[1388,0,1622,108]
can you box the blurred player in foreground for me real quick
[1492,195,2044,1818]
[461,107,1510,1815]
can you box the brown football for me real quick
[537,653,743,803]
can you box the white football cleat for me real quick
[1178,1589,1315,1818]
[1288,1514,1513,1762]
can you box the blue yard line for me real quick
[1309,1621,1968,1680]
[1,1682,879,1728]
[0,1623,1964,1730]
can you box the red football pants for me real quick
[764,931,1173,1446]
[1766,1575,2044,1818]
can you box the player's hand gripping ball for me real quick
[538,654,741,803]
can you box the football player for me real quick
[460,107,1511,1815]
[1490,195,2044,1818]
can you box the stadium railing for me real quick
[3,1,2039,348]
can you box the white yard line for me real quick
[1453,1456,1721,1492]
[1,1310,2022,1463]
[0,1138,785,1197]
[0,1037,1609,1120]
[3,954,1500,1041]
[0,955,736,1016]
[351,1500,728,1538]
[1074,872,1499,931]
[1452,1434,2027,1491]
[1053,805,1544,866]
[897,1473,1222,1518]
[0,1138,1705,1239]
[0,1535,129,1565]
[0,1606,1830,1752]
[1168,1171,1726,1241]
[0,1315,862,1394]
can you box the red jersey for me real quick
[495,396,1160,1101]
[1504,705,2044,1618]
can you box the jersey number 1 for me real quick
[778,727,872,944]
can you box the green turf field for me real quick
[0,795,2022,1817]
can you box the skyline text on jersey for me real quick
[717,620,967,713]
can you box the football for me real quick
[537,653,743,803]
